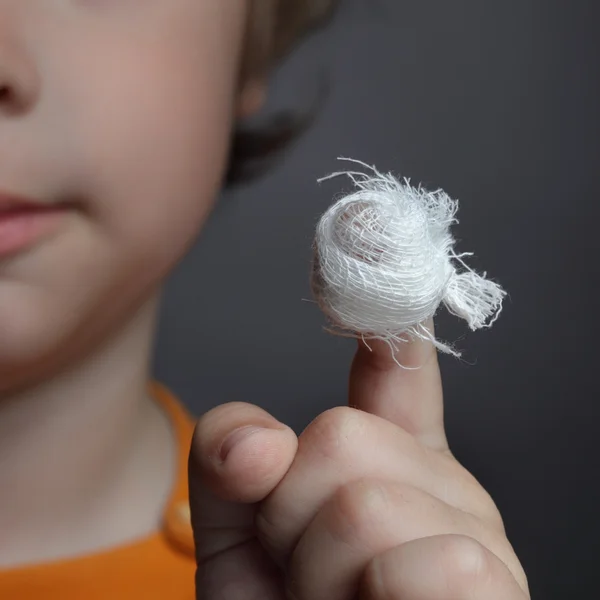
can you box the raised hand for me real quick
[189,323,529,599]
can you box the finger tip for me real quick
[191,402,288,461]
[214,427,298,504]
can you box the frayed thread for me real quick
[311,158,506,362]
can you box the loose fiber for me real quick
[311,158,505,358]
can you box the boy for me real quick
[0,1,529,598]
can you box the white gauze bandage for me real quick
[311,158,506,357]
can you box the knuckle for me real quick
[474,489,506,532]
[439,534,490,594]
[440,455,507,532]
[302,406,366,462]
[328,479,392,546]
[463,484,506,534]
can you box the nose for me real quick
[0,11,40,115]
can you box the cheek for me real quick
[0,4,246,376]
[80,49,235,270]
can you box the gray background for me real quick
[154,1,599,598]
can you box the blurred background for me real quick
[154,1,599,598]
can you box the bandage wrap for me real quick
[311,159,506,356]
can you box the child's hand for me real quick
[189,326,529,599]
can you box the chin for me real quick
[0,283,102,391]
[0,280,159,396]
[0,308,68,388]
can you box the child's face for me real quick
[0,1,250,386]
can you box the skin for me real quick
[191,332,530,599]
[0,1,529,597]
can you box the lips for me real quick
[0,192,69,259]
[0,191,46,212]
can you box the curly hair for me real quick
[226,0,341,184]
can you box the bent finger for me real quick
[360,534,529,600]
[257,407,496,564]
[286,480,493,600]
[189,401,297,561]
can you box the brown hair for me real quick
[226,0,341,184]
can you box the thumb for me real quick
[189,402,297,599]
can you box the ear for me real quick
[236,78,268,119]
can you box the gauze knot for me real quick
[311,158,506,357]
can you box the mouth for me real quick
[0,192,71,259]
[0,191,46,211]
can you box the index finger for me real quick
[348,319,448,452]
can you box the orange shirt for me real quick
[0,382,197,599]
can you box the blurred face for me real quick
[0,0,248,389]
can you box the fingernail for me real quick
[219,426,265,462]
